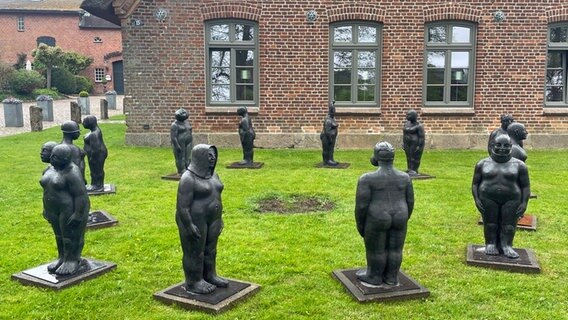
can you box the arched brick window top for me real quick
[327,5,385,24]
[423,4,481,24]
[546,6,568,23]
[201,2,261,22]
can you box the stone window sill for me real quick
[335,107,381,115]
[421,107,475,115]
[205,106,259,115]
[543,107,568,115]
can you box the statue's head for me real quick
[61,121,81,140]
[328,101,335,117]
[507,122,527,141]
[40,141,58,163]
[82,115,98,130]
[500,114,514,129]
[371,141,395,166]
[50,144,72,169]
[175,108,188,121]
[188,144,218,178]
[490,134,512,163]
[406,109,418,122]
[237,107,248,116]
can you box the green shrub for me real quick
[75,75,93,93]
[32,88,62,99]
[8,69,45,94]
[51,68,76,94]
[79,90,89,97]
[0,63,15,90]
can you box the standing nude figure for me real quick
[320,101,339,166]
[355,141,414,285]
[171,108,193,175]
[507,122,528,162]
[488,114,514,154]
[60,121,86,184]
[83,116,108,191]
[402,109,425,176]
[176,144,228,294]
[237,107,255,165]
[40,144,90,275]
[472,134,530,258]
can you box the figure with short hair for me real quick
[488,114,514,154]
[507,122,528,162]
[355,141,414,285]
[320,101,339,166]
[237,107,255,165]
[170,108,193,175]
[60,121,86,184]
[402,109,425,176]
[83,116,108,192]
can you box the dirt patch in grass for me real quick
[254,194,335,214]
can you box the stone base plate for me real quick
[409,173,435,180]
[466,244,540,273]
[226,162,264,169]
[161,173,182,181]
[315,162,351,169]
[12,258,116,290]
[530,193,537,199]
[87,184,116,196]
[478,214,537,231]
[332,268,429,302]
[153,279,260,314]
[87,210,118,230]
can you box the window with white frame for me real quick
[330,21,382,106]
[95,68,105,82]
[17,17,24,31]
[545,23,568,106]
[424,22,476,107]
[206,20,258,106]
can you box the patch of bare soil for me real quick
[255,194,335,214]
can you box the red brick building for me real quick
[0,0,124,94]
[92,1,568,148]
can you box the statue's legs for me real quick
[46,212,64,273]
[184,142,193,169]
[88,156,106,190]
[241,139,254,164]
[357,215,391,285]
[204,219,228,287]
[174,149,185,174]
[500,200,521,259]
[55,212,87,275]
[384,215,408,285]
[481,199,500,255]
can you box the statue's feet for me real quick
[325,160,339,166]
[185,280,216,294]
[86,185,105,192]
[55,260,80,275]
[238,160,252,166]
[356,270,383,285]
[407,170,418,176]
[383,275,399,286]
[502,246,519,259]
[484,244,500,255]
[47,259,62,273]
[206,275,229,288]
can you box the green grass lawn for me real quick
[1,124,567,319]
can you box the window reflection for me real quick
[334,26,352,42]
[358,26,376,43]
[210,24,229,41]
[235,24,254,41]
[428,26,446,43]
[452,26,470,43]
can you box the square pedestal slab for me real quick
[226,162,264,169]
[87,210,118,229]
[466,244,540,273]
[87,184,116,196]
[478,214,537,231]
[12,258,116,290]
[332,268,429,302]
[161,173,182,181]
[409,173,435,180]
[315,162,351,169]
[153,279,260,314]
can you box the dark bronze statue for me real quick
[82,116,108,192]
[171,108,193,175]
[402,109,425,176]
[488,114,514,154]
[40,141,58,169]
[507,122,528,162]
[237,107,255,165]
[60,121,86,184]
[320,101,339,166]
[176,144,228,294]
[40,144,90,275]
[355,142,414,285]
[472,134,530,259]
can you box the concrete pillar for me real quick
[70,101,82,124]
[36,95,53,121]
[105,90,117,110]
[2,97,23,127]
[100,99,109,120]
[29,105,43,132]
[77,96,90,115]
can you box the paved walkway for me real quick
[0,95,124,137]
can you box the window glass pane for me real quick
[358,69,375,84]
[550,27,567,43]
[211,67,230,84]
[334,26,352,43]
[452,26,470,43]
[236,85,254,100]
[334,86,351,101]
[427,51,445,68]
[358,26,376,43]
[334,51,352,68]
[358,51,375,68]
[334,69,351,84]
[211,49,230,68]
[236,50,254,66]
[427,69,445,84]
[546,86,564,101]
[237,68,253,83]
[210,24,229,41]
[546,70,564,86]
[451,69,468,84]
[358,85,375,101]
[211,85,230,101]
[428,26,446,43]
[426,86,444,101]
[547,52,563,68]
[451,51,469,68]
[235,24,254,41]
[450,86,468,101]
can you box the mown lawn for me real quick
[0,124,567,319]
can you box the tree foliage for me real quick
[31,44,64,89]
[8,69,45,94]
[62,51,94,75]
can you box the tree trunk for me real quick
[46,66,52,89]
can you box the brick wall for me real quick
[0,12,122,94]
[121,0,568,148]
